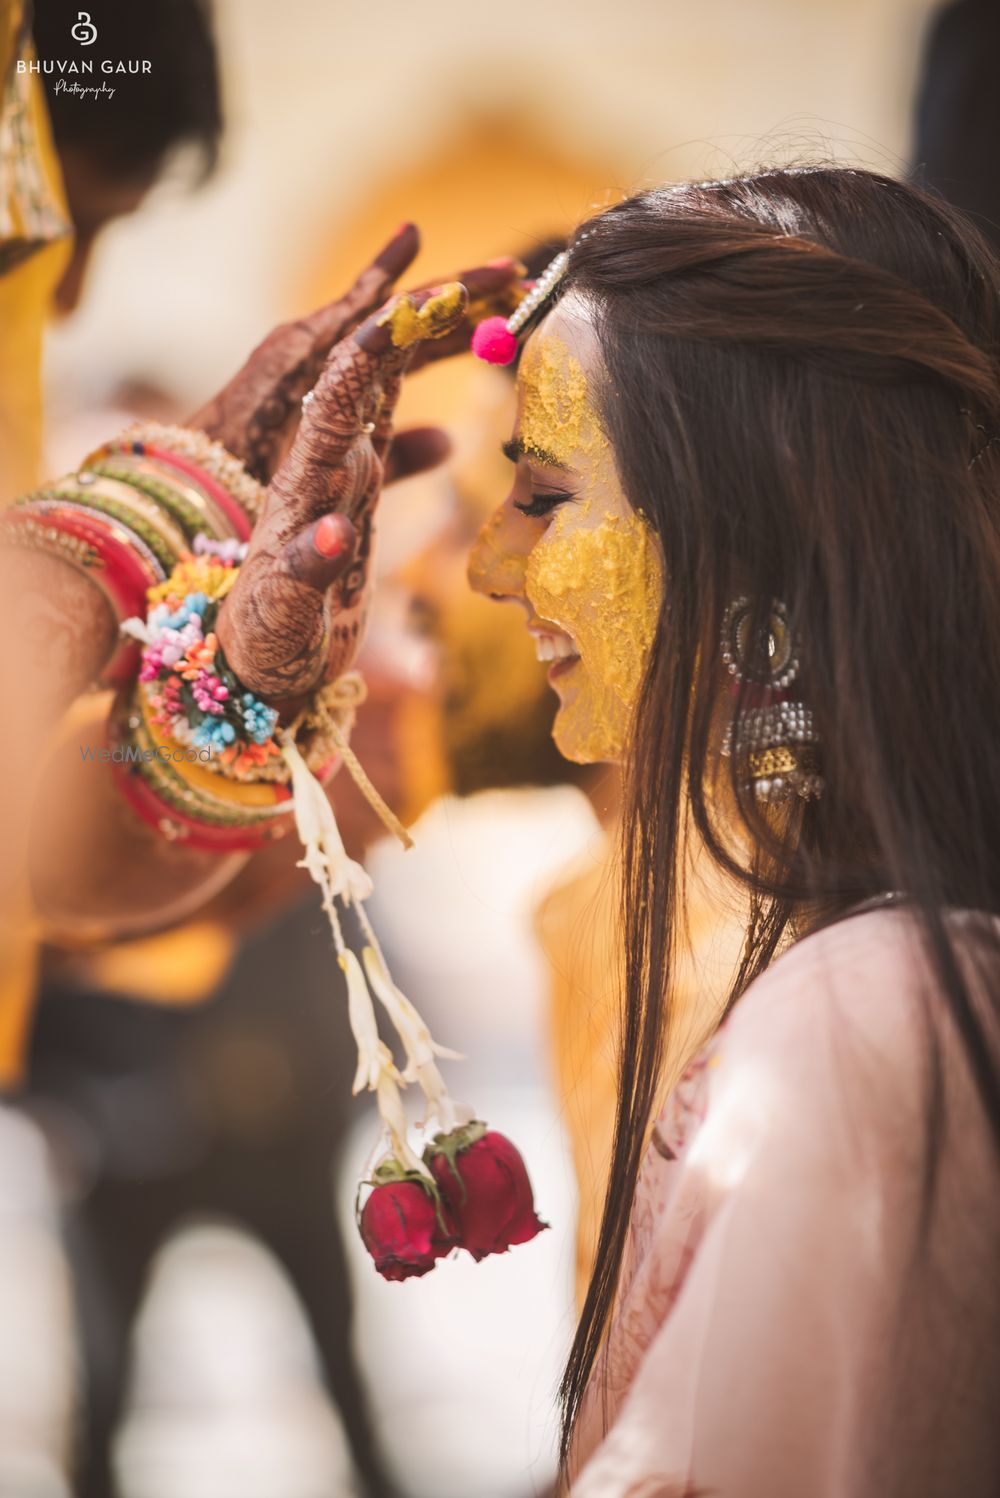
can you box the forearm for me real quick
[2,427,265,939]
[27,692,246,940]
[13,551,117,709]
[1,548,114,940]
[3,559,246,939]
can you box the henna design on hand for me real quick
[216,283,470,704]
[242,354,311,485]
[188,224,422,484]
[189,241,524,486]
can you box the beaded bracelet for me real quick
[110,540,345,849]
[123,543,274,754]
[84,457,233,544]
[87,422,266,530]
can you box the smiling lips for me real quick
[530,628,580,677]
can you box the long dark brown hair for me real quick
[556,167,1000,1457]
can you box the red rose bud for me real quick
[359,1179,456,1282]
[427,1125,548,1262]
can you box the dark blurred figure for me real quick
[32,0,222,311]
[30,894,394,1498]
[913,0,1000,253]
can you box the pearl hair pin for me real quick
[471,248,572,366]
[506,251,569,335]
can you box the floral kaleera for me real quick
[122,535,285,778]
[283,730,549,1281]
[123,537,548,1282]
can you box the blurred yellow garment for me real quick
[59,921,236,1006]
[0,0,71,1085]
[0,892,39,1088]
[537,824,745,1307]
[0,0,71,501]
[536,837,620,1306]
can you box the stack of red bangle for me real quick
[1,423,265,688]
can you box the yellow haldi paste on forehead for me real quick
[519,334,608,465]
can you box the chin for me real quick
[552,707,622,767]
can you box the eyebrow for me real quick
[501,436,570,471]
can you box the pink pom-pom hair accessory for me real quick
[471,249,570,365]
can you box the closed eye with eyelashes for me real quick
[514,491,577,518]
[502,437,577,518]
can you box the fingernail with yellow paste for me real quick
[356,283,468,353]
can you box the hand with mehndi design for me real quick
[16,233,519,945]
[215,279,471,704]
[187,223,418,484]
[189,224,522,484]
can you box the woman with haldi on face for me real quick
[17,158,1000,1494]
[465,167,1000,1496]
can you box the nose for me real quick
[467,499,538,601]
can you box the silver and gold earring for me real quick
[720,596,824,803]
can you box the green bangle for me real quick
[87,463,209,543]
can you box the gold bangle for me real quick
[0,511,103,571]
[52,474,190,568]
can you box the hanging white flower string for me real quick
[280,729,466,1175]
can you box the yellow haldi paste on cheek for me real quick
[526,503,663,764]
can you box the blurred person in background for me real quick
[30,895,398,1498]
[913,0,1000,255]
[32,0,222,315]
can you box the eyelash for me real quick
[514,491,574,519]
